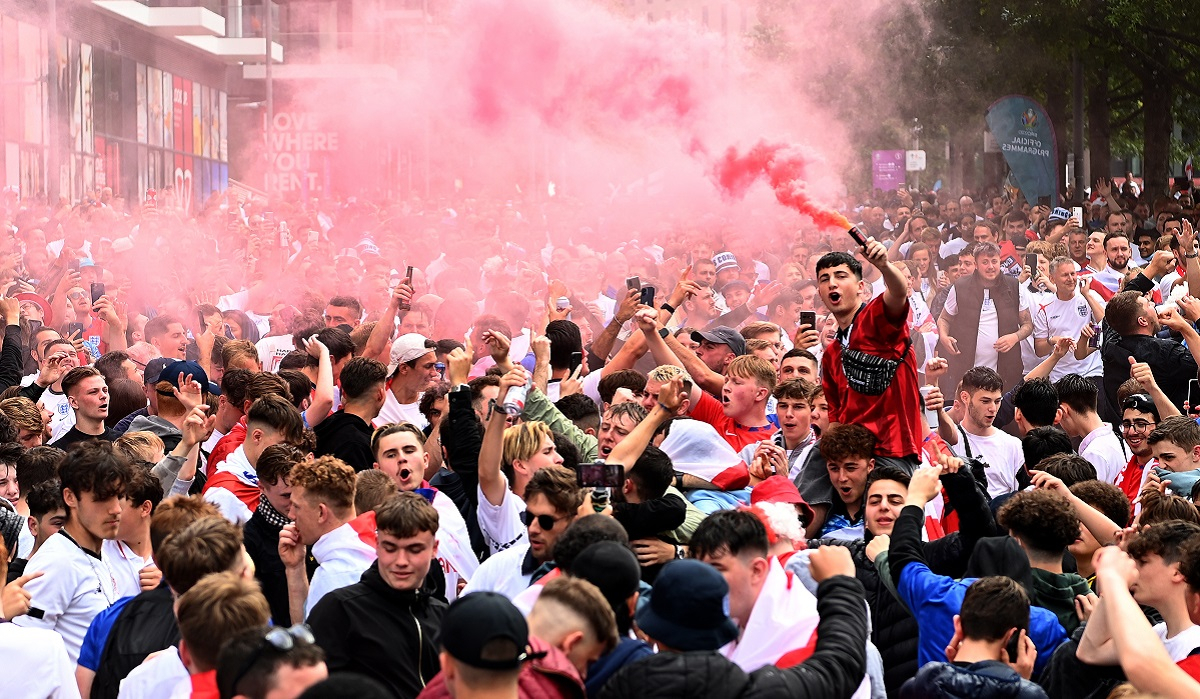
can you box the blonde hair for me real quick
[115,431,166,464]
[725,355,777,392]
[502,420,554,472]
[647,364,690,385]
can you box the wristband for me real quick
[660,302,676,315]
[674,473,684,490]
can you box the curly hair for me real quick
[997,489,1080,558]
[1070,480,1131,529]
[1126,520,1200,566]
[288,455,357,517]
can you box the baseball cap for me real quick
[751,476,815,526]
[156,359,220,395]
[387,333,435,375]
[690,326,746,356]
[439,592,530,670]
[143,357,173,385]
[568,541,641,608]
[712,251,739,273]
[720,279,751,296]
[635,559,739,652]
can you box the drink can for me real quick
[503,381,528,416]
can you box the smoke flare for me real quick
[712,141,852,231]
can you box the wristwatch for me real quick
[659,327,670,340]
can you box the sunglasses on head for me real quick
[221,625,315,699]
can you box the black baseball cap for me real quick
[439,592,529,670]
[635,559,739,652]
[143,357,172,385]
[690,326,746,356]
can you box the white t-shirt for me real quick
[942,285,1031,371]
[375,390,429,430]
[460,543,533,600]
[13,531,119,662]
[41,388,75,442]
[951,427,1025,498]
[0,623,80,698]
[1155,622,1200,661]
[256,335,296,373]
[1079,424,1128,484]
[477,477,526,555]
[1031,293,1102,379]
[117,646,188,699]
[102,539,151,599]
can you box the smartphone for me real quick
[1006,631,1022,663]
[576,461,625,489]
[569,351,583,374]
[1024,253,1038,275]
[90,282,105,305]
[1088,322,1102,349]
[848,226,868,247]
[625,276,641,291]
[398,266,414,311]
[556,296,570,311]
[67,322,84,337]
[1071,206,1084,226]
[1037,195,1051,207]
[68,259,80,272]
[1190,380,1199,412]
[639,286,655,306]
[799,310,817,329]
[262,211,275,229]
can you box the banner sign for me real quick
[986,95,1058,206]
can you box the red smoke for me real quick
[712,141,852,231]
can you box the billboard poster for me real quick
[872,150,905,191]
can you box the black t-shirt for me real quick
[51,426,119,449]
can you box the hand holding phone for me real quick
[398,266,414,311]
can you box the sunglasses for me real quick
[221,624,315,699]
[520,510,566,530]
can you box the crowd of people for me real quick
[2,175,1200,698]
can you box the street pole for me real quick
[1072,51,1084,202]
[48,0,60,201]
[265,0,273,192]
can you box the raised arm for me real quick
[478,366,527,507]
[607,376,685,470]
[1030,470,1121,546]
[364,283,412,361]
[590,289,640,362]
[864,236,909,321]
[1128,356,1181,419]
[634,309,684,370]
[302,335,334,428]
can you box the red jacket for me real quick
[417,635,585,699]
